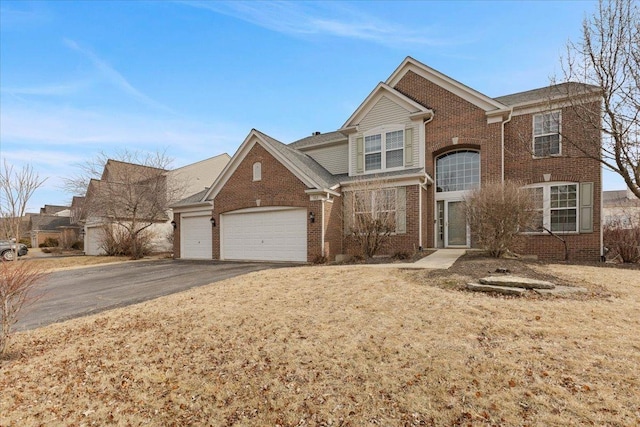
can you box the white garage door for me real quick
[85,226,105,256]
[181,215,213,259]
[222,208,307,262]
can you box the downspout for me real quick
[501,108,513,184]
[321,197,326,257]
[420,113,435,250]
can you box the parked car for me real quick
[0,240,29,261]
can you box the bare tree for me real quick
[344,180,397,259]
[66,150,184,259]
[0,160,47,250]
[0,161,47,355]
[464,181,537,258]
[556,0,640,197]
[0,261,47,354]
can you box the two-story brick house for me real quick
[172,57,602,262]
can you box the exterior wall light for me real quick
[309,212,315,223]
[170,220,177,229]
[210,216,216,227]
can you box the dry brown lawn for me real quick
[1,259,639,426]
[21,252,169,272]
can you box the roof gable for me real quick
[203,129,337,202]
[386,56,507,113]
[342,82,432,129]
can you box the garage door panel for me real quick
[181,216,212,259]
[222,208,307,262]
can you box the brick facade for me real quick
[393,70,602,261]
[211,142,334,262]
[174,57,602,263]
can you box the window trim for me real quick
[362,125,405,173]
[532,111,562,158]
[435,149,481,193]
[523,182,579,234]
[252,162,262,181]
[353,188,398,233]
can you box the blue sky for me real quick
[0,0,625,212]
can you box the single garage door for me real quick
[181,215,213,259]
[222,208,307,262]
[85,226,106,256]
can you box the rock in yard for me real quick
[466,283,527,296]
[479,276,556,289]
[534,285,588,296]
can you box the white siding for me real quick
[303,143,349,174]
[85,226,106,256]
[169,154,230,199]
[350,95,420,175]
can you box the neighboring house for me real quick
[603,189,640,228]
[28,214,79,248]
[39,205,69,215]
[76,155,229,255]
[172,56,602,262]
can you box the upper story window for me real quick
[533,111,561,157]
[364,129,404,171]
[436,150,480,192]
[253,162,262,181]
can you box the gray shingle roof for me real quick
[172,188,211,207]
[289,131,347,149]
[494,82,601,107]
[338,168,426,184]
[30,215,72,231]
[254,129,341,189]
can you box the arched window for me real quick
[436,150,480,192]
[253,162,262,181]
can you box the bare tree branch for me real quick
[555,0,640,197]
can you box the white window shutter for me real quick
[356,137,364,173]
[404,128,413,166]
[396,187,406,234]
[579,182,594,233]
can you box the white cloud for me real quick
[180,0,456,47]
[63,39,174,113]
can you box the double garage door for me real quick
[221,207,307,262]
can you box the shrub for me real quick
[0,261,47,354]
[604,218,640,263]
[100,224,152,259]
[39,237,59,248]
[392,251,412,260]
[465,181,537,258]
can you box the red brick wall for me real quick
[394,70,602,261]
[212,142,336,262]
[505,103,602,261]
[394,70,503,250]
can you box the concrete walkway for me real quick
[365,248,467,270]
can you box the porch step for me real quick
[479,276,556,290]
[466,283,527,296]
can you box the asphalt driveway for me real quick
[15,259,291,331]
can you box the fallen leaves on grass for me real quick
[1,264,639,426]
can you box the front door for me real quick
[436,200,468,248]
